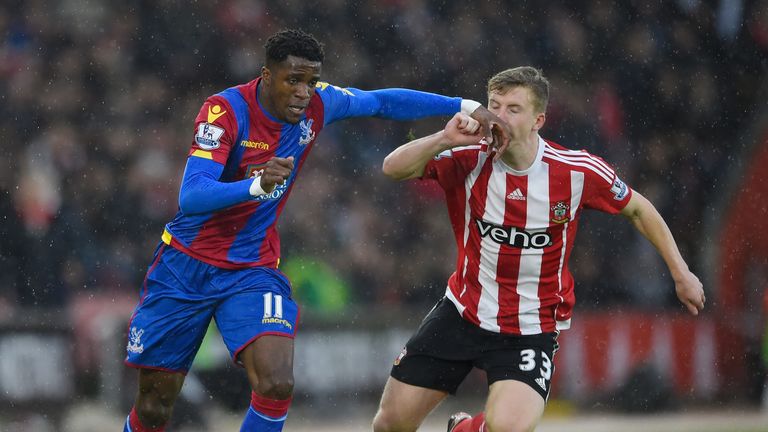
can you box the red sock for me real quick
[250,391,292,418]
[127,406,166,432]
[453,412,486,432]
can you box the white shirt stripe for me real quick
[554,170,584,331]
[458,152,488,300]
[445,284,466,315]
[542,151,613,184]
[545,147,615,177]
[517,162,548,334]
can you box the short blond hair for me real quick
[487,66,550,113]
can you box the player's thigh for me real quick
[374,377,448,431]
[213,267,298,365]
[390,298,475,395]
[126,245,217,373]
[479,333,558,432]
[485,379,545,432]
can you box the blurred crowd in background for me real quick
[0,0,766,316]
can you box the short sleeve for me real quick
[422,146,484,192]
[582,162,633,214]
[188,96,238,165]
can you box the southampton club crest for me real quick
[298,118,315,145]
[551,201,571,224]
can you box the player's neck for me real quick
[500,135,539,171]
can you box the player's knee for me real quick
[135,399,173,428]
[371,408,417,432]
[484,410,536,432]
[253,372,294,400]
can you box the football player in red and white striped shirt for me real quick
[372,67,705,432]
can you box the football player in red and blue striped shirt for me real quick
[373,66,706,432]
[122,29,510,432]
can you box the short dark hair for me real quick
[488,66,550,113]
[265,29,325,65]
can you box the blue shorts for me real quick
[125,244,299,373]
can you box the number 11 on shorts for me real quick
[263,292,283,319]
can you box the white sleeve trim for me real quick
[249,175,268,196]
[460,99,482,115]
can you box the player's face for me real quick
[487,86,545,144]
[261,55,322,124]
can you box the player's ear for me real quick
[533,112,546,131]
[261,66,271,84]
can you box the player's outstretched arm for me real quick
[319,83,511,157]
[382,113,482,181]
[620,191,706,315]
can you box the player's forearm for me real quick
[627,195,690,279]
[179,158,253,214]
[351,88,462,120]
[382,131,448,180]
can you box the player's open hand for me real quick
[260,156,295,193]
[674,270,705,316]
[444,113,483,147]
[468,105,512,161]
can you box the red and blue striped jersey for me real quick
[162,78,462,269]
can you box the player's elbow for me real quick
[381,155,407,180]
[178,188,204,215]
[178,191,194,214]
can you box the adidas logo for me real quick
[535,377,547,390]
[507,188,526,200]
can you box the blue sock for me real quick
[239,391,292,432]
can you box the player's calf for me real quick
[125,369,184,431]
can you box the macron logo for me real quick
[507,188,526,201]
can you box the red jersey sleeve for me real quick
[188,95,238,165]
[422,146,484,191]
[581,153,633,214]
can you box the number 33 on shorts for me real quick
[518,348,553,392]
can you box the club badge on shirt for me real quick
[551,201,571,224]
[195,123,225,150]
[298,118,315,145]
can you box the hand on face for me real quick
[259,156,295,193]
[444,113,484,147]
[468,105,513,161]
[675,270,706,316]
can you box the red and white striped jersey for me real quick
[422,136,632,335]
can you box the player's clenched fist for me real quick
[443,113,483,148]
[467,105,513,161]
[250,156,295,196]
